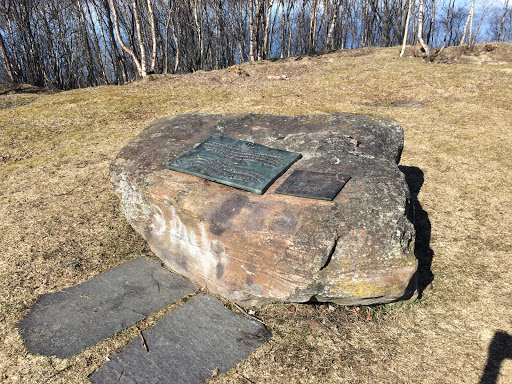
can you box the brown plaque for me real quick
[274,170,351,201]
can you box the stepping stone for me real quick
[17,257,196,358]
[89,294,271,384]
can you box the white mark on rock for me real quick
[152,205,167,237]
[334,157,341,164]
[163,206,228,280]
[240,265,256,276]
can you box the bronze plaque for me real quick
[167,135,302,194]
[274,170,351,200]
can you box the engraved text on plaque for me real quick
[167,135,302,194]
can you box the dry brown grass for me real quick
[1,43,511,383]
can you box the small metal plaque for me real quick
[274,170,351,201]
[167,135,302,194]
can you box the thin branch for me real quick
[235,371,255,384]
[137,327,149,352]
[233,303,266,326]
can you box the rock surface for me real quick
[17,258,196,358]
[111,113,417,306]
[89,294,271,383]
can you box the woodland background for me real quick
[0,0,511,89]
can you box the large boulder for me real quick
[111,113,417,306]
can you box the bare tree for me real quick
[146,0,157,73]
[108,0,144,77]
[427,0,436,46]
[0,0,508,90]
[498,0,510,41]
[325,0,341,50]
[417,0,430,54]
[400,0,413,57]
[472,0,487,45]
[309,0,318,52]
[262,0,274,58]
[249,0,258,61]
[459,0,476,46]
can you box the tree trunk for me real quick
[309,0,318,53]
[473,0,487,45]
[0,32,13,82]
[34,4,58,86]
[280,0,286,58]
[427,0,436,46]
[86,1,108,84]
[76,0,97,86]
[400,0,413,57]
[361,0,368,47]
[459,0,476,46]
[326,0,340,50]
[417,0,430,54]
[146,0,157,73]
[132,0,147,76]
[268,0,279,57]
[411,0,417,45]
[340,1,347,49]
[236,0,246,63]
[108,0,143,77]
[101,0,126,83]
[191,0,204,69]
[249,0,255,61]
[498,0,510,42]
[256,0,264,60]
[163,4,172,74]
[263,0,274,59]
[287,2,295,57]
[469,2,475,45]
[443,0,454,46]
[214,0,220,69]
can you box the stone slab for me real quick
[274,170,351,200]
[89,293,271,383]
[17,257,196,358]
[168,134,302,194]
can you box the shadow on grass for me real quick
[399,166,434,298]
[479,331,512,384]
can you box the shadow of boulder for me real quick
[399,166,434,297]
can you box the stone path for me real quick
[90,294,270,383]
[17,258,270,382]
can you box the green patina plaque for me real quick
[167,135,302,194]
[274,170,351,200]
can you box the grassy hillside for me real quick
[1,43,511,383]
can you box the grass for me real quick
[1,43,511,383]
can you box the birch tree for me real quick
[459,0,476,46]
[400,0,413,57]
[0,0,509,89]
[146,0,157,73]
[417,0,430,54]
[108,0,144,77]
[262,0,274,59]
